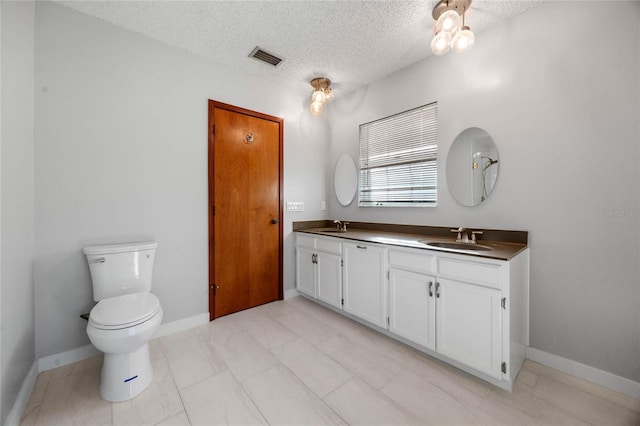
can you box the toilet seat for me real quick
[90,293,160,330]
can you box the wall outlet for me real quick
[286,202,305,212]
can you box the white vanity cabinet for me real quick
[295,231,529,391]
[388,248,437,350]
[343,241,388,328]
[435,255,507,379]
[295,235,343,308]
[296,245,317,297]
[436,277,503,379]
[316,249,343,309]
[387,246,529,387]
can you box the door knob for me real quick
[271,218,279,224]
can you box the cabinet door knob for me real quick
[435,281,440,298]
[356,245,368,250]
[428,281,433,297]
[271,218,279,224]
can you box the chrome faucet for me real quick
[333,220,349,232]
[471,230,483,243]
[452,227,469,243]
[451,227,483,244]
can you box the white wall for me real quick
[33,1,328,359]
[328,1,640,382]
[0,1,36,423]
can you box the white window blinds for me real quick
[359,103,438,207]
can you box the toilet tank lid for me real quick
[83,241,158,256]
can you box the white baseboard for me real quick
[526,346,640,399]
[153,312,210,339]
[284,288,300,299]
[38,343,101,372]
[4,361,38,426]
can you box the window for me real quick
[359,103,437,207]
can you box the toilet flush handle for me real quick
[88,257,106,264]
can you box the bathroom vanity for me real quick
[294,222,529,391]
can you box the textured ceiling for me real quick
[57,0,546,97]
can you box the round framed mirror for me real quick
[334,154,358,206]
[446,127,499,206]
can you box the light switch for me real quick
[286,202,305,212]
[320,201,326,211]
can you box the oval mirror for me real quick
[446,127,499,206]
[334,154,358,206]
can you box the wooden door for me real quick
[208,101,283,319]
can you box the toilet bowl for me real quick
[87,293,162,402]
[86,292,163,401]
[84,241,162,402]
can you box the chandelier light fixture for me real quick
[431,0,475,56]
[309,77,333,116]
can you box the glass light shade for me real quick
[323,88,333,102]
[436,10,461,33]
[431,31,452,56]
[310,100,324,116]
[311,90,326,104]
[452,26,475,53]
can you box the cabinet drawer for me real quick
[389,248,435,274]
[296,234,316,249]
[437,257,502,289]
[316,237,342,255]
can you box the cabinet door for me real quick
[436,278,502,379]
[343,242,387,328]
[316,251,342,309]
[388,268,435,350]
[296,247,317,298]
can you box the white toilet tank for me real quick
[83,241,158,301]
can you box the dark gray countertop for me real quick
[294,221,528,261]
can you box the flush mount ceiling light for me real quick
[431,0,475,56]
[309,77,333,116]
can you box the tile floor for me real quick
[20,296,640,426]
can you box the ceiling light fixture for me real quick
[431,0,474,56]
[309,77,333,116]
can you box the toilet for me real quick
[83,241,163,402]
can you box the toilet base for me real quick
[100,343,153,402]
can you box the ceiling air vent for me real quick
[249,47,283,67]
